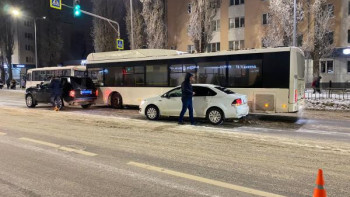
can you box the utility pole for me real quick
[130,0,134,49]
[293,0,297,46]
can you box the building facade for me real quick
[167,0,350,88]
[8,18,36,83]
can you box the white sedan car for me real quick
[139,84,249,125]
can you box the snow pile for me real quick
[305,99,350,111]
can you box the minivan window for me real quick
[215,87,235,94]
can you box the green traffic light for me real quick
[74,5,81,17]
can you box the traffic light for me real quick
[73,0,81,17]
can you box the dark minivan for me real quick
[25,76,98,110]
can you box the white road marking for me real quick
[0,132,7,136]
[128,161,286,197]
[19,137,97,156]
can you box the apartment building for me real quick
[8,18,36,82]
[167,0,350,87]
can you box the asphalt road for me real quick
[0,89,350,197]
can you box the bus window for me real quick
[46,70,54,80]
[228,59,262,87]
[170,64,196,86]
[88,68,104,86]
[124,65,145,86]
[146,64,167,86]
[105,67,123,86]
[197,62,226,86]
[39,71,46,81]
[74,70,86,77]
[62,69,71,76]
[26,73,32,81]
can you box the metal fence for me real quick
[305,88,350,100]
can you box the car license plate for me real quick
[81,90,92,95]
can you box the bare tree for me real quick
[38,17,64,67]
[124,0,146,49]
[92,0,125,52]
[0,15,15,81]
[187,0,219,53]
[263,0,304,47]
[303,0,335,77]
[140,0,167,49]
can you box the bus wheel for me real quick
[145,105,159,120]
[26,94,36,108]
[111,92,123,109]
[206,107,224,125]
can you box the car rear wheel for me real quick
[81,104,92,109]
[26,95,36,108]
[145,105,159,120]
[111,92,123,109]
[207,107,224,125]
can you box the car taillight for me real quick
[95,89,98,97]
[232,98,242,106]
[69,90,75,98]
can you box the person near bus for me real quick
[178,72,196,125]
[312,76,322,94]
[10,79,17,89]
[6,78,10,89]
[49,76,62,111]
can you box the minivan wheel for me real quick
[81,104,92,109]
[145,105,159,120]
[26,94,36,108]
[207,107,224,125]
[111,92,123,109]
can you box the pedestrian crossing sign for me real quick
[117,39,124,50]
[50,0,62,10]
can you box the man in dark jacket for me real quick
[49,77,63,111]
[178,72,196,125]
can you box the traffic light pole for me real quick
[62,3,120,38]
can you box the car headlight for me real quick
[140,100,147,106]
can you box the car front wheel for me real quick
[145,105,159,120]
[207,107,224,125]
[26,94,36,108]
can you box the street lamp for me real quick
[34,16,46,68]
[9,7,45,68]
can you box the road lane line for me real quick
[20,138,60,148]
[59,146,98,157]
[127,161,285,197]
[19,138,97,156]
[0,132,6,136]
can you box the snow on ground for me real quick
[305,99,350,111]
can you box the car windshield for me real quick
[70,78,95,89]
[215,86,235,94]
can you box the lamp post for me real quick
[34,16,46,68]
[130,0,134,49]
[293,0,297,46]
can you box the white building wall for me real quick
[228,4,245,42]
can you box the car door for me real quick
[159,87,182,116]
[192,86,216,117]
[38,83,52,103]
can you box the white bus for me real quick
[26,65,86,88]
[86,47,305,113]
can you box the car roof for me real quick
[174,84,220,88]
